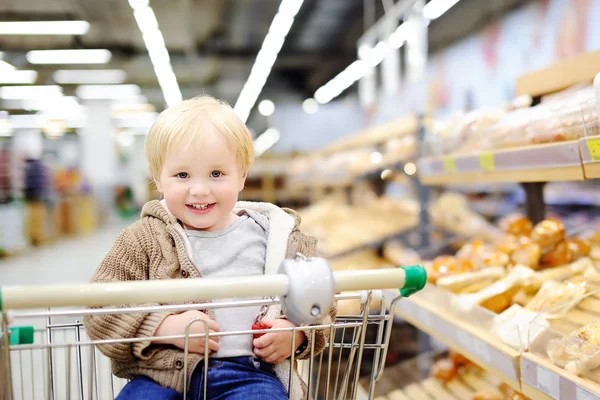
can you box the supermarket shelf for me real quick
[387,286,521,391]
[521,352,600,400]
[320,116,417,156]
[321,225,417,260]
[580,137,600,179]
[418,141,585,185]
[516,49,600,97]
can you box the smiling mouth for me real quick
[187,203,214,210]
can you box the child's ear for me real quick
[153,176,163,193]
[238,171,248,192]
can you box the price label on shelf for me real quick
[587,138,600,162]
[576,386,599,400]
[479,152,495,171]
[443,156,457,173]
[537,366,560,398]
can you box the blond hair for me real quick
[145,96,255,178]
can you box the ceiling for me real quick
[0,0,533,121]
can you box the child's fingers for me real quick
[253,344,276,359]
[207,338,220,353]
[253,332,275,349]
[263,350,282,364]
[207,320,221,332]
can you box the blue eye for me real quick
[211,171,222,178]
[176,172,189,179]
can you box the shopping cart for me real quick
[0,259,426,400]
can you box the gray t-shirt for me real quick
[186,210,269,358]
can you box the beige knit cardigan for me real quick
[82,200,335,399]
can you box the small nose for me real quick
[189,182,210,196]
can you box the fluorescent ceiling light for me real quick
[128,0,149,10]
[26,49,112,65]
[128,1,181,107]
[76,84,141,99]
[0,59,15,72]
[0,21,90,35]
[423,0,461,20]
[53,69,126,84]
[302,98,319,114]
[254,128,280,157]
[258,100,275,116]
[0,85,62,99]
[0,70,38,84]
[234,0,304,123]
[314,60,368,104]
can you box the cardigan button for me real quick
[175,360,183,369]
[181,270,188,278]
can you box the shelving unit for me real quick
[408,52,600,399]
[385,287,521,391]
[418,140,585,185]
[520,353,600,400]
[581,136,600,179]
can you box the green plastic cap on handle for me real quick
[399,264,427,297]
[8,326,35,345]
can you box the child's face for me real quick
[155,133,247,231]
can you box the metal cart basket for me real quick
[0,264,426,400]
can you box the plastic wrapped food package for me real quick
[531,219,566,252]
[540,240,573,268]
[511,242,542,270]
[427,256,476,284]
[548,321,600,375]
[499,214,533,237]
[567,238,592,259]
[429,193,504,242]
[525,280,587,314]
[436,267,506,294]
[454,266,536,313]
[522,257,595,294]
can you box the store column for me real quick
[80,99,118,218]
[382,19,401,95]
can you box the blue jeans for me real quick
[116,356,289,400]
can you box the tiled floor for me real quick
[0,219,129,286]
[1,218,132,400]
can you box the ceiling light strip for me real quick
[128,0,182,107]
[0,21,90,35]
[314,0,461,104]
[233,0,304,123]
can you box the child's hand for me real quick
[253,318,306,364]
[155,310,220,355]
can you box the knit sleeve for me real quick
[82,225,173,363]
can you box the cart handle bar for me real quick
[0,266,425,311]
